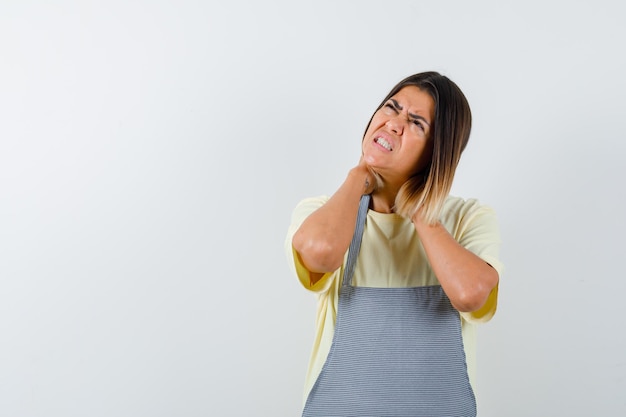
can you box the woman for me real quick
[285,71,502,416]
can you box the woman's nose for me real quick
[386,116,404,135]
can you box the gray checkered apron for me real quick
[302,194,476,416]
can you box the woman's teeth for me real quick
[375,137,392,151]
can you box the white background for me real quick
[1,1,625,416]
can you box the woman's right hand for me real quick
[352,158,380,195]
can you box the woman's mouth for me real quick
[374,137,393,151]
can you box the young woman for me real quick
[286,71,502,416]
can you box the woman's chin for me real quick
[362,153,383,168]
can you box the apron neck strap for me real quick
[342,194,370,287]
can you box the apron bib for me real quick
[302,195,476,417]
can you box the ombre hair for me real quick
[363,72,472,224]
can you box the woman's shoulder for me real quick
[442,195,497,223]
[293,195,329,212]
[289,195,331,224]
[297,195,330,205]
[444,194,487,209]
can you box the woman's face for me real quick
[362,85,435,184]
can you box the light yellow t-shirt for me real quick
[285,195,503,403]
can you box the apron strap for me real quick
[341,194,370,287]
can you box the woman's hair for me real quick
[363,71,472,224]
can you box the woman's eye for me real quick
[412,120,424,130]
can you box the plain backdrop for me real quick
[1,1,625,416]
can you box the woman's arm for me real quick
[292,162,374,284]
[412,214,499,312]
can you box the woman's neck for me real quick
[370,183,401,214]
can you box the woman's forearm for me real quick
[413,216,499,312]
[293,165,373,274]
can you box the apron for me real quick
[302,194,477,417]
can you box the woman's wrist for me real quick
[412,210,439,231]
[348,164,376,195]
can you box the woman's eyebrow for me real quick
[389,98,402,110]
[390,98,431,127]
[409,113,431,127]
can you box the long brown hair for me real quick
[363,72,472,224]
